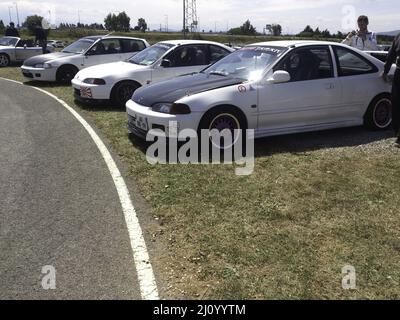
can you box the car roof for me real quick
[82,35,146,41]
[247,40,346,48]
[159,39,231,46]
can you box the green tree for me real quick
[104,11,131,32]
[271,24,282,36]
[240,20,256,36]
[137,18,147,32]
[297,25,314,38]
[23,15,44,35]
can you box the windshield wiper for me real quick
[208,71,228,77]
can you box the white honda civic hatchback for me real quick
[126,40,394,140]
[21,35,149,83]
[72,40,234,106]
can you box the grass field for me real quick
[1,56,400,299]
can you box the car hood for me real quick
[23,52,76,66]
[75,61,147,80]
[132,73,244,107]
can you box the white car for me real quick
[47,40,65,48]
[0,37,54,67]
[21,35,149,83]
[126,40,395,142]
[72,40,234,106]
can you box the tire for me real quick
[364,94,392,130]
[198,106,247,150]
[0,53,10,67]
[111,81,140,107]
[56,65,79,84]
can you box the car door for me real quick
[257,45,342,133]
[332,45,380,121]
[120,39,147,60]
[151,44,210,82]
[14,40,42,61]
[83,38,123,68]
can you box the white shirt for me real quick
[342,31,379,51]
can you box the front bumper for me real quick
[126,99,201,140]
[72,79,113,100]
[21,66,57,82]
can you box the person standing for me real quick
[342,15,379,51]
[5,22,20,37]
[382,33,400,146]
[35,25,48,54]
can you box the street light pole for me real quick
[14,2,20,28]
[183,0,186,39]
[8,7,13,24]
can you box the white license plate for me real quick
[131,114,149,131]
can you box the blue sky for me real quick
[1,0,399,34]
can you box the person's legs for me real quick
[391,70,400,142]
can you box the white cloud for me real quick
[0,0,399,33]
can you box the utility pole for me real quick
[183,0,186,38]
[14,2,20,27]
[8,6,13,24]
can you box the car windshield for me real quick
[0,37,18,47]
[62,39,96,54]
[203,46,288,81]
[128,43,174,66]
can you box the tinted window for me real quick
[88,39,121,55]
[275,46,333,82]
[334,47,377,76]
[166,45,209,67]
[209,45,231,64]
[120,39,146,53]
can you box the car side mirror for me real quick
[160,59,171,68]
[267,70,291,84]
[23,44,27,49]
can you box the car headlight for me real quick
[83,78,106,85]
[34,63,52,69]
[151,103,191,115]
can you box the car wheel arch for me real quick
[110,80,142,106]
[198,104,248,131]
[364,92,392,130]
[56,64,79,82]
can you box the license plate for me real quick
[130,114,148,131]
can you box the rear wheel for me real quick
[0,54,10,67]
[364,94,392,130]
[112,81,140,107]
[56,65,79,84]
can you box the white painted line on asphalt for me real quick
[0,77,159,300]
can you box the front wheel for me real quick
[198,107,247,150]
[56,65,79,84]
[0,54,10,67]
[364,94,392,130]
[112,82,140,107]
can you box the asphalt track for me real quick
[0,79,149,299]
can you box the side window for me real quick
[334,47,377,76]
[88,39,121,55]
[120,39,146,53]
[209,45,231,64]
[166,45,209,67]
[274,46,333,82]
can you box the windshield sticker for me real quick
[241,46,284,54]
